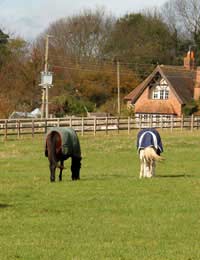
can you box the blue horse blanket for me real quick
[137,128,163,155]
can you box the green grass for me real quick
[0,130,200,260]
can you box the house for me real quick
[124,51,200,119]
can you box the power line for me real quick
[51,64,196,80]
[51,64,138,76]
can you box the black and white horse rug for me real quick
[137,128,163,178]
[45,127,82,182]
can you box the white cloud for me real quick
[0,0,167,40]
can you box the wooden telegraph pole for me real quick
[44,35,49,119]
[40,35,53,118]
[117,60,121,115]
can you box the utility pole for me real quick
[44,35,49,119]
[117,60,121,115]
[40,35,53,119]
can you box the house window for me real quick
[151,79,169,100]
[153,89,159,99]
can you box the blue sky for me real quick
[0,0,167,41]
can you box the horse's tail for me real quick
[46,131,62,165]
[144,147,164,162]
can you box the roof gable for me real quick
[124,65,195,104]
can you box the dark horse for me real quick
[45,127,82,182]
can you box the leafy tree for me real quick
[0,37,43,117]
[104,12,175,77]
[0,29,9,67]
[183,100,198,116]
[50,95,94,117]
[48,61,139,116]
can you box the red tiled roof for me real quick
[160,65,195,104]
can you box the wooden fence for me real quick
[0,115,200,139]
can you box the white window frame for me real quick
[151,79,169,100]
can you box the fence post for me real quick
[197,116,199,130]
[17,120,20,139]
[191,114,194,131]
[44,119,47,134]
[32,119,34,138]
[150,115,153,128]
[81,117,84,136]
[170,115,174,132]
[139,115,142,129]
[70,116,72,127]
[117,117,120,134]
[105,117,108,134]
[94,117,96,136]
[4,119,7,140]
[181,114,184,131]
[128,117,130,135]
[57,118,60,127]
[160,116,163,130]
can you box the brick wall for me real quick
[134,86,182,116]
[194,67,200,100]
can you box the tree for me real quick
[48,60,139,115]
[34,8,139,115]
[0,29,9,67]
[162,0,200,62]
[0,37,43,118]
[103,12,175,78]
[38,7,115,62]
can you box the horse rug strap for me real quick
[137,129,163,154]
[46,127,81,158]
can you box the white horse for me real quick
[137,128,163,178]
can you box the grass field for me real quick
[0,130,200,260]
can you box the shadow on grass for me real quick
[156,174,193,178]
[0,203,12,208]
[81,174,134,181]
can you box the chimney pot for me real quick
[184,50,195,70]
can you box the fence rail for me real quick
[0,115,200,139]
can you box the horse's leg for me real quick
[152,160,156,177]
[50,164,56,182]
[143,156,147,178]
[59,161,64,181]
[71,157,81,180]
[149,160,153,178]
[139,150,144,178]
[145,160,151,178]
[140,159,144,179]
[148,160,155,178]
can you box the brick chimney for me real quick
[184,50,195,70]
[194,67,200,100]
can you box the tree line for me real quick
[0,0,200,118]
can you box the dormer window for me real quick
[151,78,169,100]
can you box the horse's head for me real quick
[71,156,82,180]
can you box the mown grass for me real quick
[0,130,200,260]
